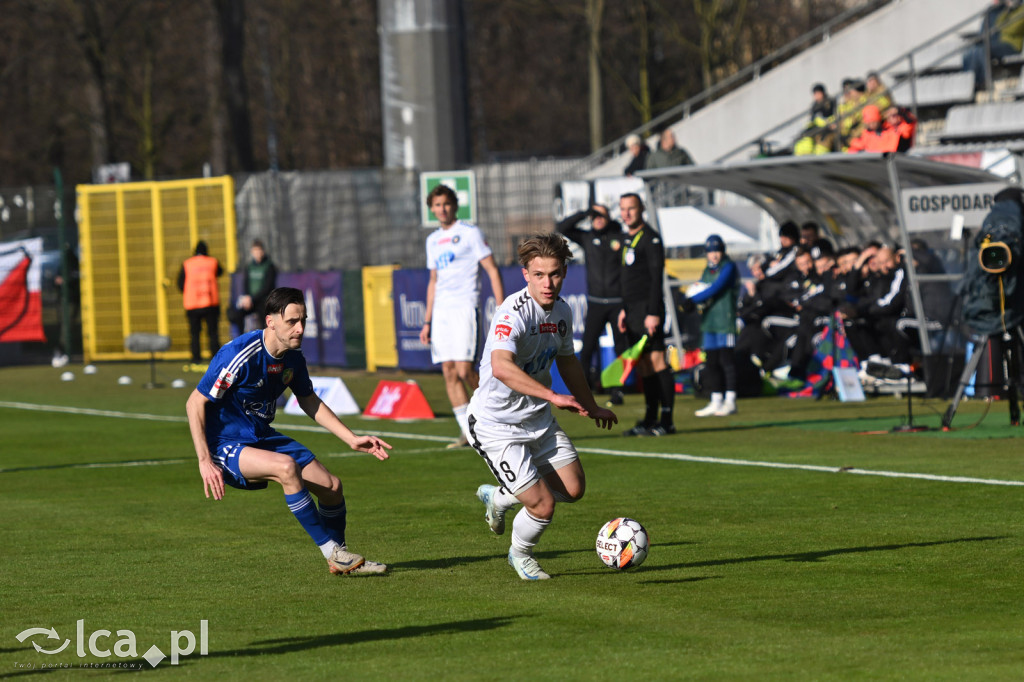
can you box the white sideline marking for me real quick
[2,401,1023,487]
[577,447,1024,487]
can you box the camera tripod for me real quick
[941,327,1023,429]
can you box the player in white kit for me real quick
[470,233,617,580]
[419,184,504,447]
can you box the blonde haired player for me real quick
[419,184,504,447]
[471,234,617,580]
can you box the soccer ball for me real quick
[595,517,649,570]
[685,281,709,298]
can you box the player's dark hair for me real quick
[425,184,458,209]
[620,192,645,211]
[264,287,304,317]
[518,233,573,268]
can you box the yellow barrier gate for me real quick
[78,177,237,362]
[362,265,398,371]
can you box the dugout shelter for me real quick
[637,152,1015,358]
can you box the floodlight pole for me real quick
[885,154,932,356]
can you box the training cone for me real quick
[362,380,435,420]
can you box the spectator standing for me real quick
[556,204,627,403]
[616,193,676,436]
[228,239,278,335]
[623,134,649,176]
[683,235,741,417]
[178,240,223,367]
[646,129,695,170]
[419,184,505,448]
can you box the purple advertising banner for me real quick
[393,264,588,372]
[277,271,346,367]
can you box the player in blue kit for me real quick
[186,287,391,575]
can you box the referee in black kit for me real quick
[556,203,627,405]
[615,193,676,436]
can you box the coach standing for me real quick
[616,193,676,436]
[556,203,626,403]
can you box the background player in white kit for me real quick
[419,184,504,447]
[470,233,617,580]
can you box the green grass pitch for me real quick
[2,361,1023,680]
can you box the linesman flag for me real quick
[600,335,647,388]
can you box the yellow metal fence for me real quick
[78,177,237,362]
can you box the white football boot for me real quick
[476,484,506,535]
[508,552,550,580]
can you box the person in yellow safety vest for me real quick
[794,83,837,156]
[177,240,224,366]
[837,78,868,150]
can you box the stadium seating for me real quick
[891,72,976,109]
[940,100,1024,141]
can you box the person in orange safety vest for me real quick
[177,240,224,365]
[846,104,917,154]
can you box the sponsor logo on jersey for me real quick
[452,235,460,244]
[495,323,512,340]
[539,323,557,334]
[530,325,537,335]
[557,319,568,337]
[211,368,235,398]
[282,368,294,385]
[268,363,283,374]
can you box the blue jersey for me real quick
[196,330,314,444]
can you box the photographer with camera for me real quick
[557,203,627,403]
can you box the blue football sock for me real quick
[318,500,348,547]
[284,490,333,547]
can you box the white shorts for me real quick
[431,306,480,364]
[466,412,579,496]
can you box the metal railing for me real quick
[569,0,895,177]
[715,4,1011,163]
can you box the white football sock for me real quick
[724,390,737,405]
[493,486,519,510]
[318,540,339,559]
[454,404,470,440]
[509,508,551,558]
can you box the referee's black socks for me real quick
[657,368,675,427]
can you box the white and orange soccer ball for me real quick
[595,517,649,570]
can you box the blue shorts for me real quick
[703,332,736,351]
[209,433,317,490]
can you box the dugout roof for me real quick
[638,152,1003,245]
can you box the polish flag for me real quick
[0,237,46,343]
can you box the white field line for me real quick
[2,401,1022,487]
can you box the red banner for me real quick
[0,238,46,343]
